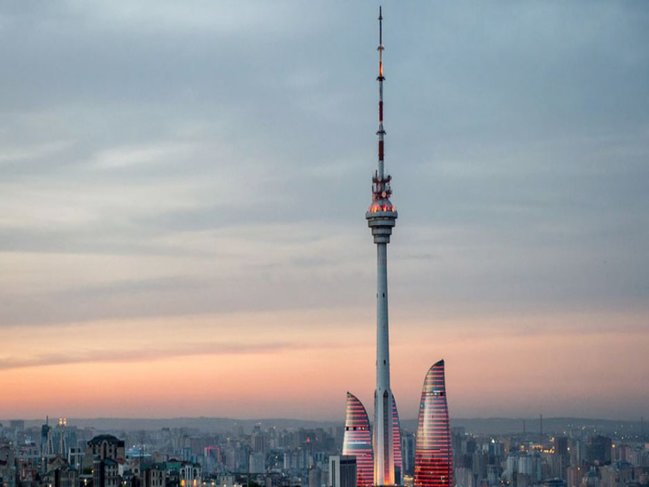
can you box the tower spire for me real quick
[378,6,385,179]
[366,6,399,486]
[371,6,393,216]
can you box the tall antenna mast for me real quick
[378,6,385,179]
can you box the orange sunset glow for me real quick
[1,308,647,419]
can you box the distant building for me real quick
[555,437,569,459]
[309,466,322,487]
[543,478,566,487]
[94,458,120,487]
[249,452,265,474]
[567,465,585,487]
[41,419,52,462]
[0,443,16,487]
[454,467,475,487]
[144,463,167,487]
[599,462,634,487]
[179,461,201,487]
[402,432,415,477]
[68,447,84,470]
[329,456,357,487]
[584,467,601,487]
[518,452,542,482]
[554,437,570,480]
[8,421,24,432]
[251,425,268,454]
[587,436,612,466]
[85,434,126,487]
[85,434,125,468]
[46,461,79,487]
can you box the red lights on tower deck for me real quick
[414,360,453,487]
[369,173,395,213]
[369,202,395,213]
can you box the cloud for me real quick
[0,1,648,417]
[0,340,341,372]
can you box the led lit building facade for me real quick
[392,397,403,486]
[414,360,453,487]
[342,392,374,487]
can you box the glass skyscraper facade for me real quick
[392,396,403,486]
[414,360,453,487]
[342,392,374,487]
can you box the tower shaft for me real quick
[376,243,390,393]
[375,242,395,486]
[366,7,398,487]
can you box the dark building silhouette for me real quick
[586,436,612,466]
[329,455,357,487]
[85,434,125,487]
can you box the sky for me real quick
[1,1,648,421]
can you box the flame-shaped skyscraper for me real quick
[366,7,399,487]
[342,392,374,487]
[414,360,453,487]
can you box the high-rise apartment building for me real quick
[330,456,358,487]
[586,436,612,466]
[401,432,416,477]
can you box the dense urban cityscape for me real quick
[0,417,648,487]
[1,4,647,487]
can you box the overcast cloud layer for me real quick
[1,1,648,419]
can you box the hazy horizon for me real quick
[2,414,645,423]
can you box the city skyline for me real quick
[1,1,648,421]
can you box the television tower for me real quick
[366,7,398,486]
